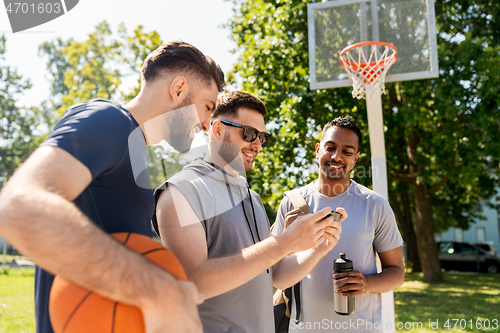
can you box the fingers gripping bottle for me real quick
[334,253,355,315]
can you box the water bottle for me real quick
[334,252,355,315]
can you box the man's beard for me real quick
[166,94,199,153]
[217,132,249,173]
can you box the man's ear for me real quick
[211,119,223,141]
[170,76,189,104]
[315,142,320,158]
[355,151,360,163]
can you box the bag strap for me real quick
[293,283,301,323]
[284,190,309,214]
[283,189,307,324]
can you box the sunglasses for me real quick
[215,119,272,147]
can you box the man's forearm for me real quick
[365,266,405,294]
[187,236,290,299]
[272,248,325,290]
[0,188,179,309]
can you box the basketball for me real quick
[48,232,187,333]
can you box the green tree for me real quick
[39,21,162,115]
[227,0,500,283]
[120,25,162,101]
[0,36,53,186]
[39,21,123,115]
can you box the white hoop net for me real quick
[340,43,397,99]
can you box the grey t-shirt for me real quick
[272,180,403,333]
[153,160,274,333]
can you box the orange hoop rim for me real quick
[339,41,398,70]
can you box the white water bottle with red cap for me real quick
[334,252,355,315]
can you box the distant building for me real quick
[438,193,500,254]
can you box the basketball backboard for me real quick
[308,0,439,90]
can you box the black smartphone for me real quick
[319,211,342,222]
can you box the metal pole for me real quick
[371,0,379,42]
[366,93,388,200]
[360,2,369,58]
[2,242,7,270]
[365,92,395,333]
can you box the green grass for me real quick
[1,253,22,263]
[0,269,499,332]
[0,269,35,333]
[395,272,500,332]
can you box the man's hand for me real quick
[142,280,204,333]
[332,247,405,296]
[277,207,334,254]
[333,269,369,297]
[283,207,347,255]
[283,208,304,227]
[271,207,347,289]
[316,207,346,254]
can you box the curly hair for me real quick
[321,116,362,149]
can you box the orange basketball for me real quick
[49,232,187,333]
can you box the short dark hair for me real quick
[212,91,267,119]
[141,41,225,92]
[321,116,362,150]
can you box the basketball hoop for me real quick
[339,41,398,99]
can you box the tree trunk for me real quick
[401,190,422,272]
[411,183,442,282]
[406,131,442,283]
[390,189,422,272]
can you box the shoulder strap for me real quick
[282,189,306,324]
[293,283,301,323]
[284,190,309,215]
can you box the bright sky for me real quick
[0,0,238,107]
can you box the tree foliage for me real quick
[0,36,52,186]
[39,21,162,115]
[227,0,500,282]
[227,1,368,221]
[120,25,162,102]
[2,22,162,187]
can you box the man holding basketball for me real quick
[0,42,224,333]
[153,91,346,332]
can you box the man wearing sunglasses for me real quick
[153,91,345,333]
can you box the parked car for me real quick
[471,241,498,256]
[437,241,500,273]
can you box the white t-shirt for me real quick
[272,180,403,333]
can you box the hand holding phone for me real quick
[319,211,342,223]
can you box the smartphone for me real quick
[319,211,342,222]
[330,211,342,222]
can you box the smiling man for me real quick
[153,91,344,333]
[0,41,224,333]
[272,116,405,333]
